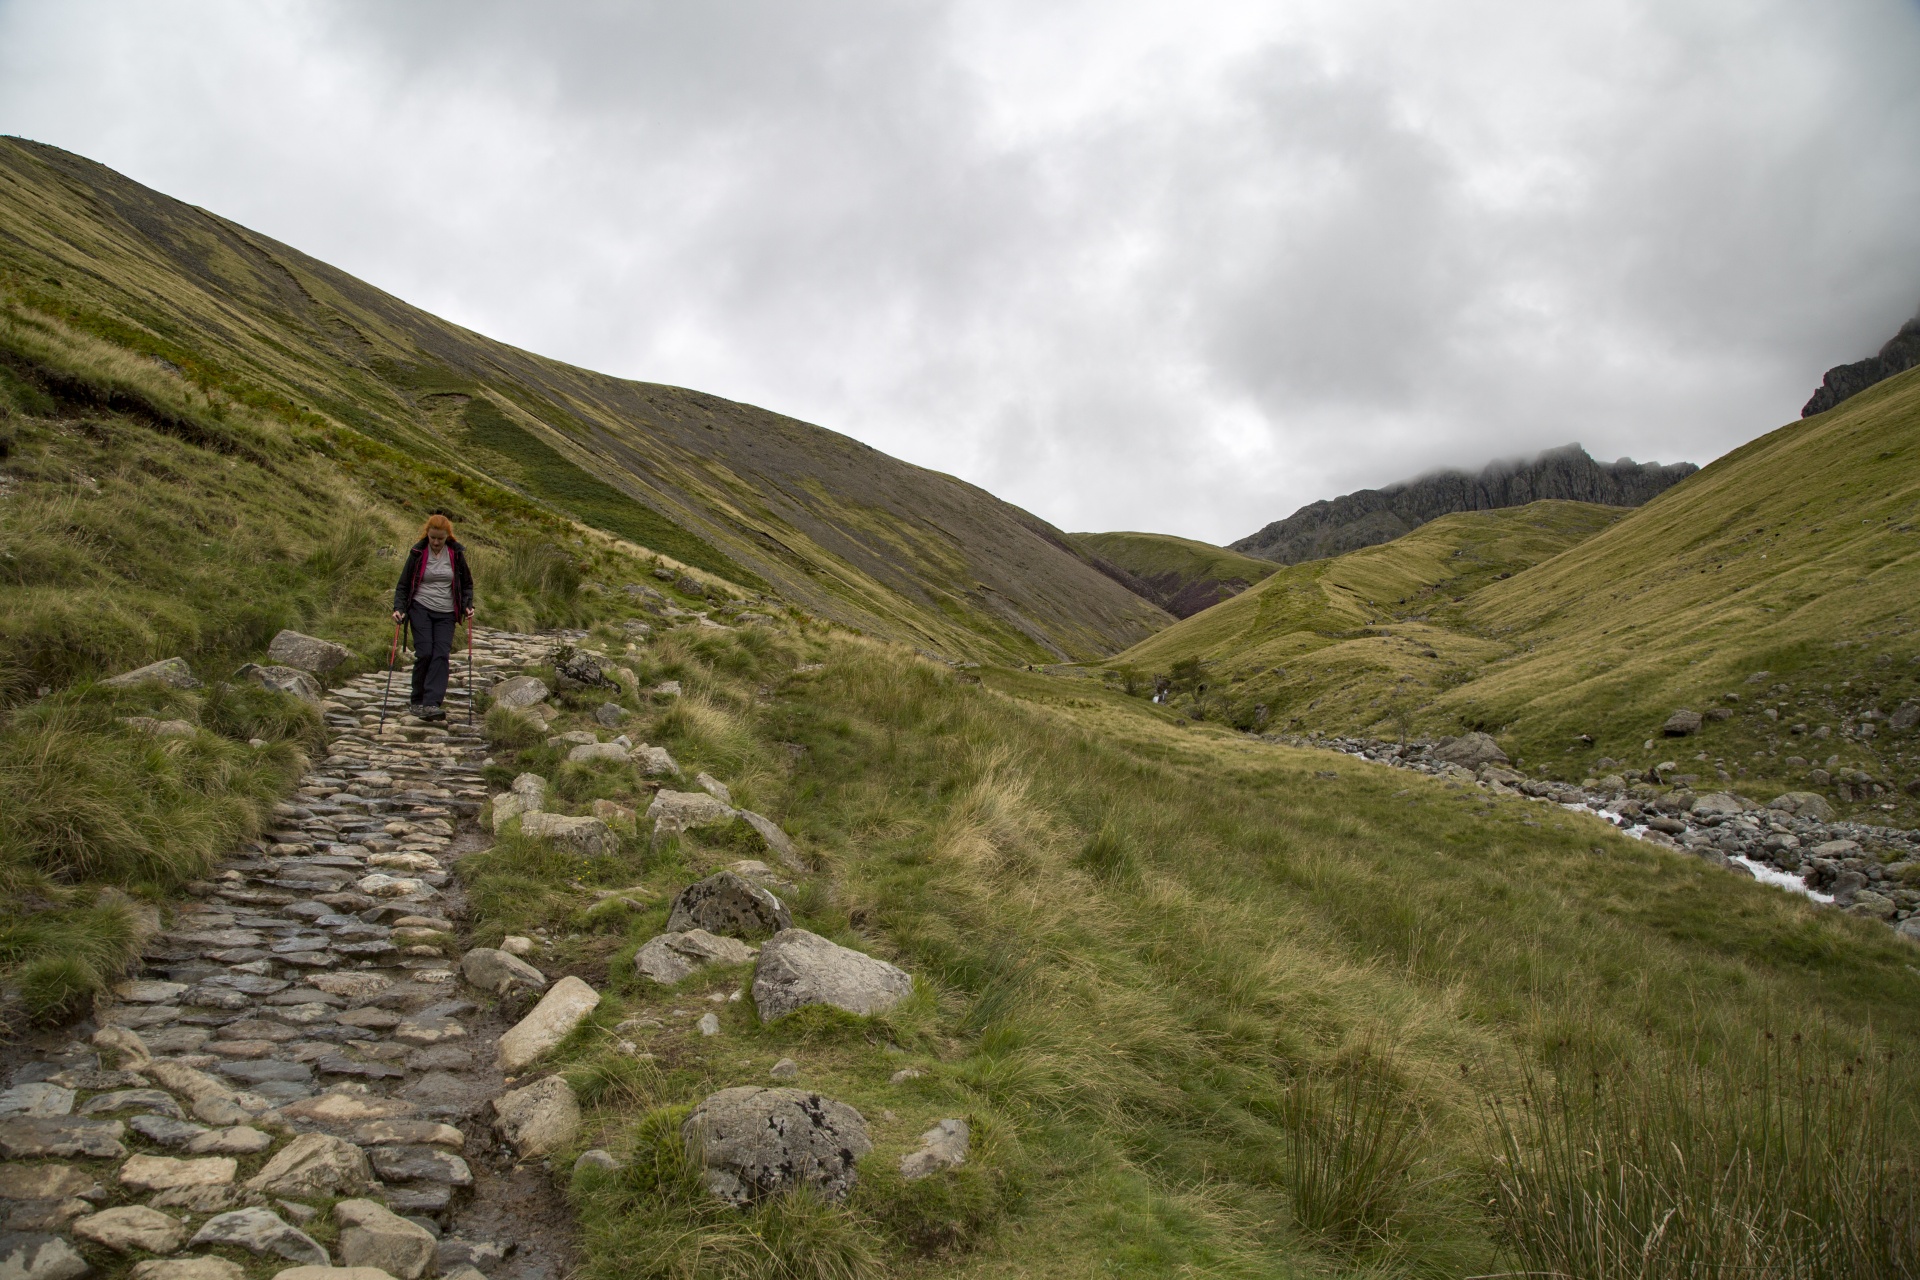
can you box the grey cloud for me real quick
[2,0,1918,543]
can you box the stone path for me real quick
[0,629,579,1280]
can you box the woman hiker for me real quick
[391,513,475,721]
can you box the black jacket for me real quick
[393,537,474,615]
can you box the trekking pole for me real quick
[465,613,475,728]
[378,619,401,729]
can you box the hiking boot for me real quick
[406,703,424,718]
[421,704,447,721]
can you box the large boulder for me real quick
[519,813,618,857]
[681,1088,871,1206]
[751,929,913,1022]
[496,976,600,1072]
[460,948,547,996]
[1766,791,1836,822]
[266,631,353,676]
[1689,792,1749,818]
[102,657,199,690]
[489,676,550,711]
[647,791,733,840]
[633,930,758,985]
[490,1076,580,1157]
[1662,709,1704,737]
[235,664,323,704]
[332,1200,435,1280]
[666,872,789,938]
[243,1133,374,1199]
[1430,732,1508,769]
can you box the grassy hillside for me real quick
[469,621,1919,1278]
[0,136,1169,663]
[1103,368,1920,824]
[1073,530,1278,617]
[1107,501,1625,729]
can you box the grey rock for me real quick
[217,1060,312,1087]
[72,1206,187,1254]
[633,930,758,985]
[186,1127,273,1156]
[128,1260,246,1280]
[0,1118,126,1161]
[738,811,802,871]
[593,703,629,728]
[666,872,789,938]
[236,664,323,704]
[518,813,618,857]
[79,1089,183,1120]
[1892,701,1920,733]
[0,1232,91,1280]
[1765,792,1836,821]
[752,928,913,1022]
[0,1166,102,1202]
[1688,792,1748,818]
[768,1058,797,1080]
[189,1208,329,1266]
[490,1076,580,1158]
[333,1199,436,1280]
[1662,710,1704,737]
[694,772,733,805]
[647,791,733,840]
[460,948,547,996]
[244,1132,374,1198]
[103,657,199,690]
[490,676,550,711]
[566,742,629,765]
[368,1146,472,1187]
[681,1087,871,1206]
[899,1118,969,1180]
[0,1087,74,1119]
[127,1116,209,1148]
[267,631,354,676]
[573,1150,618,1175]
[1430,732,1508,769]
[116,1156,235,1193]
[1847,889,1897,920]
[496,976,600,1073]
[633,746,679,778]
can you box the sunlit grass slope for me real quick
[1074,530,1279,617]
[1107,501,1624,728]
[466,624,1920,1279]
[0,136,1169,662]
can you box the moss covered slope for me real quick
[1073,530,1278,617]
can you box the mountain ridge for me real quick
[1230,442,1695,564]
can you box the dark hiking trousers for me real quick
[409,607,456,707]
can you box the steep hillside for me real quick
[1232,442,1694,564]
[1072,529,1277,617]
[1110,500,1625,724]
[1107,366,1920,823]
[0,137,1169,662]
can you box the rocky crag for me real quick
[1271,729,1920,938]
[1231,444,1695,565]
[1802,309,1920,417]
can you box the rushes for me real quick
[1487,1035,1920,1280]
[1282,1046,1430,1248]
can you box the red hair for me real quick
[422,514,453,538]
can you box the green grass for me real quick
[461,622,1920,1278]
[1073,530,1279,617]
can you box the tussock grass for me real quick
[1281,1045,1431,1249]
[1488,1034,1920,1279]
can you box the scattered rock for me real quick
[1688,792,1748,818]
[236,664,323,704]
[566,743,629,765]
[681,1088,871,1206]
[1662,710,1704,737]
[496,976,600,1073]
[187,1127,273,1156]
[128,1116,207,1148]
[665,872,788,938]
[72,1206,186,1254]
[593,703,628,728]
[889,1068,924,1085]
[752,929,913,1022]
[267,631,354,676]
[694,773,733,804]
[518,813,618,857]
[189,1208,329,1266]
[103,657,200,690]
[89,1027,152,1069]
[489,676,550,711]
[1430,732,1508,769]
[491,1077,580,1157]
[652,681,682,697]
[697,1014,720,1037]
[899,1118,969,1180]
[80,1089,183,1120]
[244,1133,374,1199]
[332,1199,435,1280]
[0,1087,74,1119]
[501,936,534,957]
[768,1058,797,1080]
[460,948,547,996]
[572,1150,617,1174]
[632,746,679,778]
[737,812,802,871]
[633,930,758,985]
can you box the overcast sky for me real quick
[4,1,1919,543]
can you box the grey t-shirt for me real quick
[415,547,456,613]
